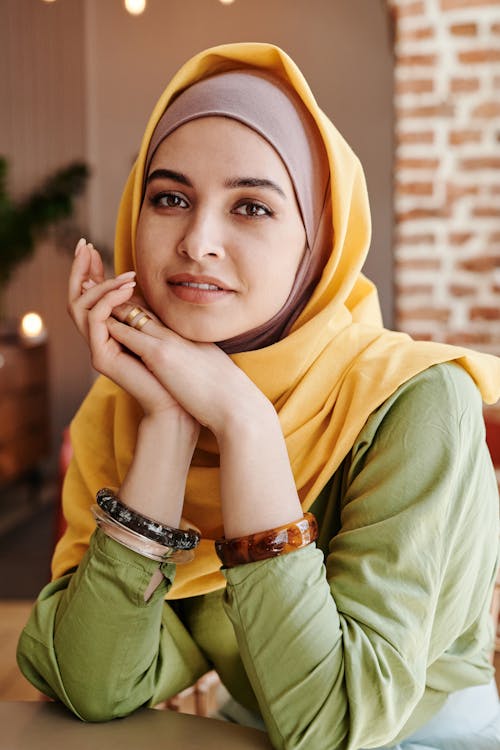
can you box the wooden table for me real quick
[0,701,272,749]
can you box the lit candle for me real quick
[19,312,47,345]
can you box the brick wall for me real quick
[388,0,500,360]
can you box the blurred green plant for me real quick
[0,157,89,288]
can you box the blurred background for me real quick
[0,0,499,698]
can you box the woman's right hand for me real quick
[69,238,199,529]
[68,238,197,425]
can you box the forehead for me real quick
[149,116,294,188]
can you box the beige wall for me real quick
[1,0,92,468]
[85,0,395,323]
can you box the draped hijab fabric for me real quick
[53,42,500,598]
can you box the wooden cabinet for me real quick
[0,339,50,486]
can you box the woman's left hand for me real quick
[109,301,269,438]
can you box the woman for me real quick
[17,43,500,749]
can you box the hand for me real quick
[110,296,303,539]
[110,300,303,538]
[108,301,270,437]
[68,239,196,423]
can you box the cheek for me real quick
[134,218,166,290]
[276,226,307,284]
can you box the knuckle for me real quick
[151,339,169,361]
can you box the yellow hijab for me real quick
[53,43,500,598]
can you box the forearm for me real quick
[217,397,302,538]
[119,412,199,527]
[223,545,348,750]
[17,530,209,721]
[223,545,426,750]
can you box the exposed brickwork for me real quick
[458,48,500,62]
[393,1,427,17]
[388,0,500,354]
[448,128,482,143]
[396,25,435,40]
[441,0,500,10]
[449,77,481,92]
[397,130,436,143]
[449,22,479,34]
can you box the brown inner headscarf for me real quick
[142,70,331,353]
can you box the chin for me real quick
[164,318,239,344]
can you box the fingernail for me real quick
[82,280,96,290]
[116,271,136,281]
[75,238,86,256]
[119,281,136,289]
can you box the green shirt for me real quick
[17,364,499,749]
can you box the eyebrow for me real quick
[224,177,286,199]
[146,169,286,199]
[146,169,192,187]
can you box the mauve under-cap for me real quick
[143,70,331,352]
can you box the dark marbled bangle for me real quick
[214,512,318,568]
[96,488,200,550]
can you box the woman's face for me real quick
[136,116,306,343]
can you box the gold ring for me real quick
[124,306,143,325]
[132,313,152,331]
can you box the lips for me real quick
[167,273,232,291]
[167,273,234,303]
[177,281,221,291]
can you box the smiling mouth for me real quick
[167,278,232,304]
[173,281,223,291]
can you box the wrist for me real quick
[140,409,200,450]
[217,398,303,538]
[216,388,275,445]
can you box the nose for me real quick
[177,209,225,262]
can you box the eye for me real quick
[150,191,190,209]
[232,201,273,218]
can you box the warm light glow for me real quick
[41,0,58,3]
[20,312,46,341]
[219,0,236,4]
[124,0,146,14]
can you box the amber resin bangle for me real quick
[215,512,318,568]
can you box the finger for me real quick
[73,280,136,341]
[78,272,136,311]
[89,244,105,284]
[69,273,136,339]
[87,284,137,350]
[69,240,92,304]
[113,299,162,329]
[107,316,161,355]
[69,241,110,305]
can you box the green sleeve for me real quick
[222,364,499,750]
[16,529,210,721]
